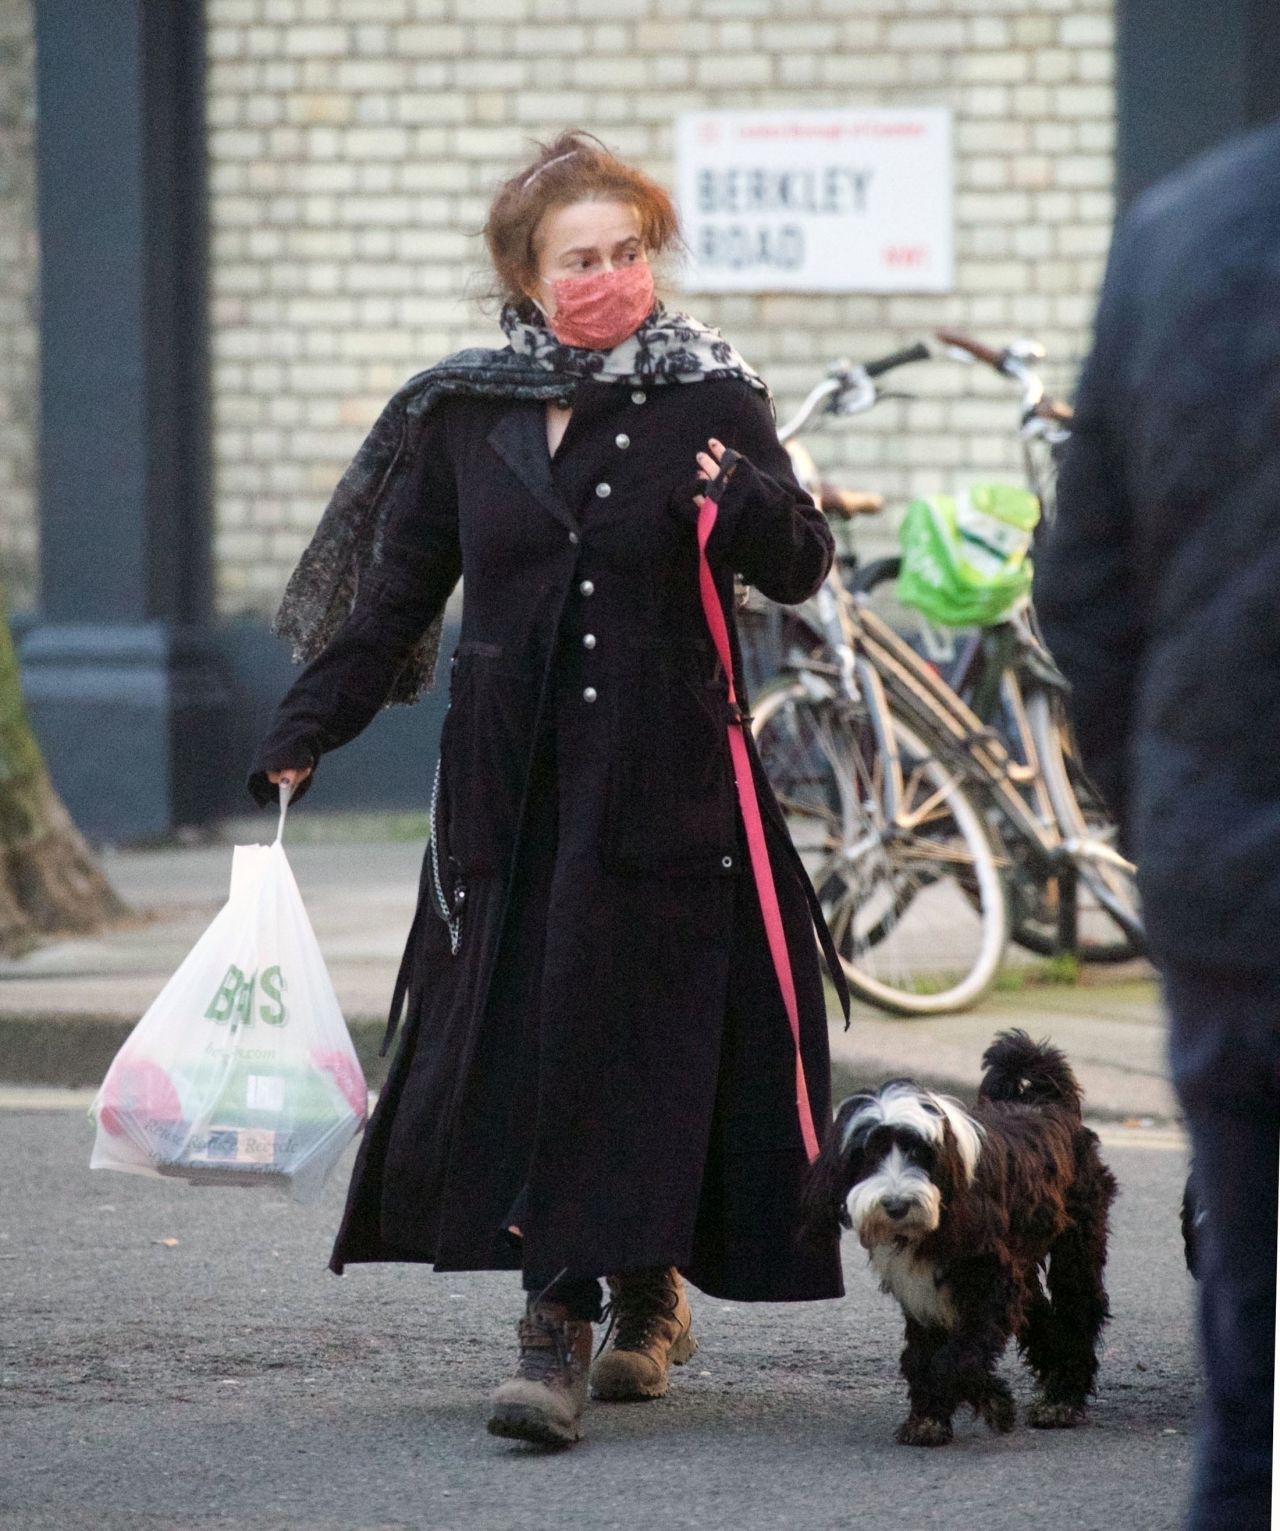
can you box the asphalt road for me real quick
[2,1101,1198,1531]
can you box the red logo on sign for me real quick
[884,246,928,267]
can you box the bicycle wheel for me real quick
[751,675,1009,1015]
[854,557,1141,965]
[1023,689,1144,961]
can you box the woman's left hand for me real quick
[668,439,747,529]
[695,438,742,485]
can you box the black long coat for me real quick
[248,370,848,1301]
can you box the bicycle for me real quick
[855,329,1142,964]
[748,345,1009,1014]
[746,342,1142,1016]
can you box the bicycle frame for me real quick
[779,574,910,833]
[861,596,1133,856]
[765,335,1139,954]
[776,558,1135,883]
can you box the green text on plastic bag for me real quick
[897,483,1041,628]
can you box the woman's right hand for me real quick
[267,767,312,790]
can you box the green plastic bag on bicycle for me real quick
[896,482,1041,628]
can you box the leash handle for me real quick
[695,492,820,1165]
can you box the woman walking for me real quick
[247,131,849,1448]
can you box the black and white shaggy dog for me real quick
[804,1030,1118,1446]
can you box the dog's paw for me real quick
[896,1415,953,1447]
[977,1381,1017,1434]
[1027,1398,1086,1429]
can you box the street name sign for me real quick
[675,108,955,294]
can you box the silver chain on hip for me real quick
[429,754,463,956]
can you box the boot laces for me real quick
[515,1307,575,1386]
[597,1270,679,1356]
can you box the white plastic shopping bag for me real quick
[89,786,367,1200]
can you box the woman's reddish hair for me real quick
[484,130,682,314]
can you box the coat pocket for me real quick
[436,649,529,878]
[600,664,739,878]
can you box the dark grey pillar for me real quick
[23,0,228,841]
[1117,0,1280,207]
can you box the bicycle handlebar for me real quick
[935,328,1074,438]
[935,327,1012,374]
[780,332,1070,447]
[777,343,934,441]
[864,341,933,379]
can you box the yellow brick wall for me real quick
[206,0,1116,617]
[0,0,1117,618]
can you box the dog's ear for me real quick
[834,1093,881,1162]
[800,1142,852,1242]
[930,1128,959,1205]
[800,1098,866,1241]
[930,1118,981,1226]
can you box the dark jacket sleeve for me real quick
[245,411,462,808]
[708,384,835,605]
[1032,215,1144,832]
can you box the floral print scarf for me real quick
[498,300,770,397]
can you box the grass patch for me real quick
[994,953,1082,992]
[903,973,963,996]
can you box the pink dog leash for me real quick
[695,489,821,1165]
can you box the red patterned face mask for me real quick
[543,261,656,350]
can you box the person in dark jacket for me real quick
[247,132,848,1449]
[1033,120,1280,1531]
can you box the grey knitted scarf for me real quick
[271,303,769,705]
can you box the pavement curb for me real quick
[0,1013,397,1091]
[827,1052,1180,1127]
[1,1011,1179,1129]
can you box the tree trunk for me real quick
[0,584,130,955]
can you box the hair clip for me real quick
[520,149,577,192]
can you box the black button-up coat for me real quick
[248,371,847,1301]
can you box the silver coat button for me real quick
[568,531,579,544]
[582,633,596,649]
[615,433,630,449]
[583,686,598,703]
[595,482,611,498]
[579,579,594,596]
[631,389,646,404]
[721,855,734,869]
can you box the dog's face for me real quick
[803,1082,984,1251]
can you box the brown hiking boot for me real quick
[590,1267,698,1402]
[487,1299,593,1447]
